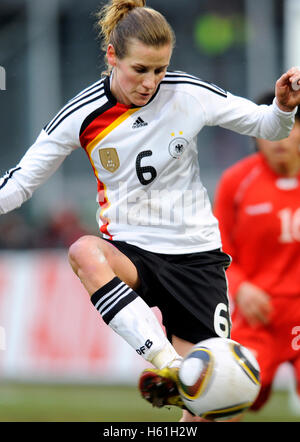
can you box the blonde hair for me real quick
[96,0,175,72]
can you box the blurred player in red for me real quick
[214,92,300,414]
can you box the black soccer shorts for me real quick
[105,240,232,344]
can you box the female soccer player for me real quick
[0,0,300,421]
[214,93,300,416]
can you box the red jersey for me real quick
[214,152,300,299]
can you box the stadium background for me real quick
[0,0,300,421]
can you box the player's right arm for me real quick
[233,282,273,326]
[213,166,247,296]
[0,129,77,215]
[0,77,109,215]
[213,161,273,326]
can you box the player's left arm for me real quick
[200,67,300,142]
[275,66,300,111]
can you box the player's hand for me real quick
[275,66,300,112]
[235,281,273,327]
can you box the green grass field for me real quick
[0,382,299,422]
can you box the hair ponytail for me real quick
[97,1,145,49]
[96,0,175,73]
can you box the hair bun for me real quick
[107,0,146,30]
[112,0,146,11]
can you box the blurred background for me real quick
[0,0,300,422]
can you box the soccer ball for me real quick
[178,337,261,420]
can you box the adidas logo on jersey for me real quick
[132,117,148,129]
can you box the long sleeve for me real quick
[0,76,113,216]
[201,91,297,141]
[0,130,76,214]
[213,165,248,299]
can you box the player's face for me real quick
[107,39,172,107]
[257,120,300,172]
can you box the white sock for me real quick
[91,277,180,369]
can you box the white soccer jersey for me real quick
[0,71,297,253]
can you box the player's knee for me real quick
[68,235,90,272]
[68,235,106,274]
